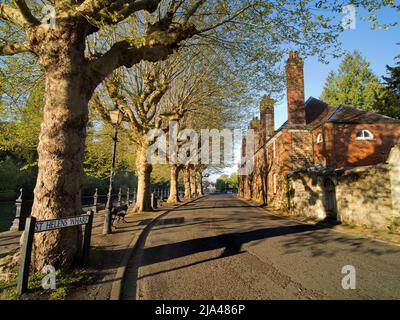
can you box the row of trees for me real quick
[1,0,398,271]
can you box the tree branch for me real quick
[14,0,40,26]
[76,0,161,25]
[0,3,38,29]
[184,0,205,22]
[0,41,32,56]
[88,22,197,86]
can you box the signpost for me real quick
[17,211,94,296]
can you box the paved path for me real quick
[125,194,400,300]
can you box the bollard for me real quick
[93,188,98,213]
[10,188,23,231]
[117,188,122,207]
[151,192,158,209]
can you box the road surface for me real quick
[123,195,400,299]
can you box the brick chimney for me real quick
[260,95,274,141]
[249,117,260,148]
[286,51,306,125]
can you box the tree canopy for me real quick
[320,50,386,112]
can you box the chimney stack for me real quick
[286,51,306,125]
[249,117,261,148]
[260,95,274,141]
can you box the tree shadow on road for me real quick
[139,224,317,267]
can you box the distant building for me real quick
[238,51,400,213]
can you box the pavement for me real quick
[0,199,198,299]
[124,194,400,300]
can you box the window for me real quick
[356,129,374,141]
[273,174,277,194]
[317,133,323,144]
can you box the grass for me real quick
[0,253,95,300]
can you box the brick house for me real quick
[238,51,400,211]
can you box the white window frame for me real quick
[317,133,323,144]
[273,174,277,194]
[355,129,374,141]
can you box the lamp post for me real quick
[103,107,124,235]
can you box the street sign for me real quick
[34,215,90,233]
[17,211,94,296]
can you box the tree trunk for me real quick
[167,164,180,204]
[30,24,92,271]
[197,173,204,196]
[190,170,197,197]
[183,165,191,200]
[132,143,153,212]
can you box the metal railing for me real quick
[1,186,176,232]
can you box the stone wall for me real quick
[288,171,326,219]
[335,165,394,231]
[288,145,400,233]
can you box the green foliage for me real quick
[374,54,400,118]
[215,173,238,191]
[0,79,44,165]
[320,51,386,111]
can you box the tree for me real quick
[215,172,237,191]
[374,54,400,118]
[320,51,386,111]
[1,0,397,270]
[92,55,209,212]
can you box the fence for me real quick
[1,185,178,232]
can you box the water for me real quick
[0,200,33,232]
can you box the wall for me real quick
[335,165,394,231]
[332,123,400,168]
[288,171,326,219]
[288,147,400,233]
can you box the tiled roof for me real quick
[327,104,400,124]
[272,97,400,136]
[305,97,336,128]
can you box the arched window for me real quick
[356,129,374,141]
[317,133,323,144]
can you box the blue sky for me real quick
[274,7,400,128]
[210,7,399,182]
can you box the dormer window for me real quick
[317,133,323,144]
[356,129,374,141]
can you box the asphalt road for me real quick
[123,194,400,300]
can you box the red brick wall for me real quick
[314,123,335,166]
[332,123,400,168]
[265,130,314,209]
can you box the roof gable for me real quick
[305,97,336,127]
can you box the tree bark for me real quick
[30,23,92,271]
[183,165,191,200]
[167,164,180,204]
[190,169,197,197]
[197,173,204,196]
[132,142,153,212]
